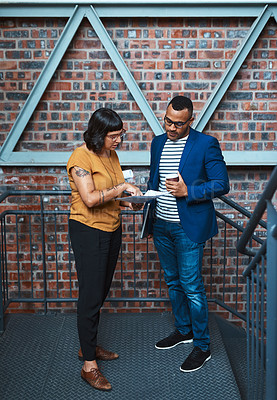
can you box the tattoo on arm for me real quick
[113,182,125,191]
[106,182,124,193]
[74,167,90,177]
[96,182,125,205]
[96,191,105,205]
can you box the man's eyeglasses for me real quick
[164,116,191,129]
[106,129,126,141]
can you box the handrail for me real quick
[237,165,277,258]
[215,210,264,245]
[219,194,267,229]
[0,190,71,203]
[0,189,269,230]
[0,190,267,251]
[0,190,265,247]
[242,240,267,277]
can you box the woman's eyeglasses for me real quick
[106,129,127,141]
[164,116,191,129]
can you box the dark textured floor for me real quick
[0,312,242,400]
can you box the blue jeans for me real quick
[153,218,210,351]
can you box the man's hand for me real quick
[165,172,188,197]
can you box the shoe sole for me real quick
[155,338,193,349]
[180,355,211,373]
[78,355,119,361]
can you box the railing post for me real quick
[0,264,3,334]
[0,228,4,333]
[266,201,277,400]
[40,195,48,314]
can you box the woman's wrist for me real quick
[117,181,126,191]
[112,181,126,198]
[115,181,127,193]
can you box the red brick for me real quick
[2,61,17,69]
[1,16,276,316]
[41,92,60,100]
[48,82,72,91]
[75,40,101,49]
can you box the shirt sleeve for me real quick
[67,148,93,175]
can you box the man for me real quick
[146,95,229,372]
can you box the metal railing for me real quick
[1,175,276,400]
[237,165,277,400]
[0,189,263,328]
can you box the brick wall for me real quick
[1,17,276,152]
[0,15,276,316]
[0,166,274,320]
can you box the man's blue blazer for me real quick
[146,127,230,243]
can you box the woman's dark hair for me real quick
[84,108,123,154]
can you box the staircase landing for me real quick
[0,312,241,400]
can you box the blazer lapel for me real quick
[153,134,167,188]
[178,128,197,174]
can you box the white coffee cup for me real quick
[166,173,179,182]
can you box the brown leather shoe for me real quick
[81,368,112,391]
[96,345,119,361]
[78,346,119,361]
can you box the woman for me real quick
[67,108,142,391]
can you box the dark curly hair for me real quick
[168,96,193,117]
[84,108,123,154]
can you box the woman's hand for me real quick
[165,172,188,198]
[124,182,143,196]
[120,182,143,210]
[130,202,144,211]
[120,202,143,211]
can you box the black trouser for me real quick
[69,219,122,361]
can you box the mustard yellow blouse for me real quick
[67,146,125,232]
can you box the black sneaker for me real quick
[180,346,211,372]
[155,330,193,349]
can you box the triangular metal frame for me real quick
[0,4,276,166]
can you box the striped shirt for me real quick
[156,136,188,222]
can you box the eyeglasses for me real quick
[164,116,191,129]
[106,129,126,141]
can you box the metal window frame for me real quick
[0,2,276,166]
